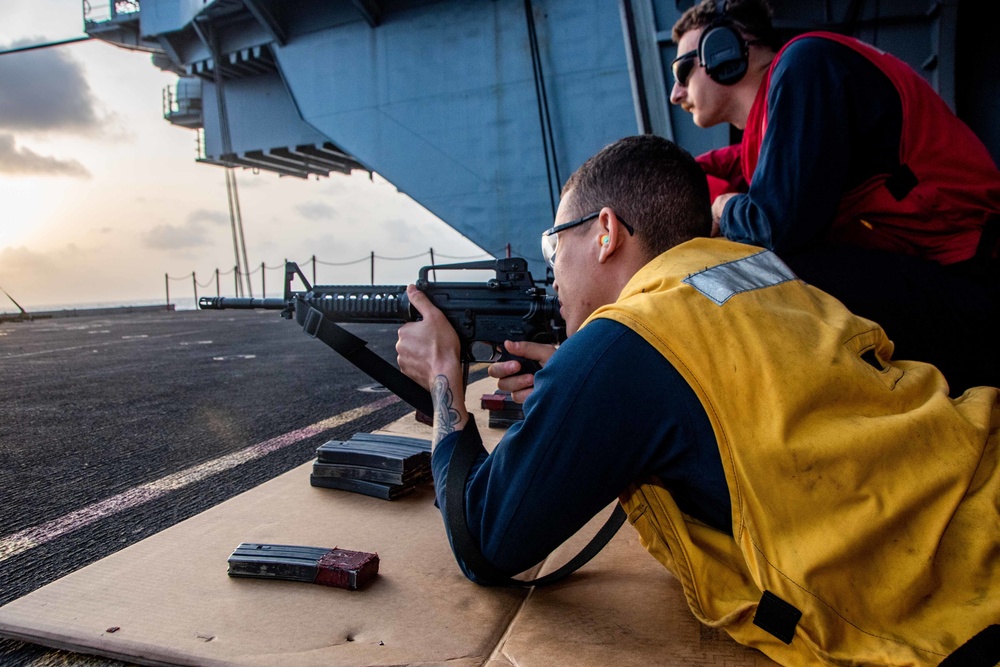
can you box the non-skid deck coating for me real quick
[0,309,415,665]
[0,371,777,666]
[1,310,410,601]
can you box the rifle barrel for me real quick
[199,296,287,310]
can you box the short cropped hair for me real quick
[561,135,712,258]
[672,0,780,50]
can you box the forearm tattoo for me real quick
[431,374,461,444]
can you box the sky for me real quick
[0,0,487,312]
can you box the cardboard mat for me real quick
[0,378,776,666]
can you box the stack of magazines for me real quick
[480,390,525,428]
[310,432,432,499]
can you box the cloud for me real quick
[323,177,357,197]
[187,209,230,226]
[381,217,425,244]
[142,219,214,250]
[139,208,241,251]
[0,243,150,309]
[0,38,105,135]
[0,245,55,272]
[296,201,338,221]
[0,133,91,176]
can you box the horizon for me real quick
[0,0,489,311]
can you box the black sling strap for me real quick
[299,304,434,417]
[298,304,626,586]
[445,417,626,586]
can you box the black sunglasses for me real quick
[671,49,699,87]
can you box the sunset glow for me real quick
[0,0,484,311]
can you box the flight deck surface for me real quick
[0,311,776,666]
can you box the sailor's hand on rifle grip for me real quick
[488,340,556,404]
[497,347,542,376]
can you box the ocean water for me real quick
[1,297,199,316]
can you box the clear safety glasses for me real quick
[540,211,634,269]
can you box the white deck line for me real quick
[0,395,400,563]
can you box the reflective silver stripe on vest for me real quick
[683,250,797,305]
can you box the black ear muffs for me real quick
[698,18,749,85]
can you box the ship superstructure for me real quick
[82,0,997,273]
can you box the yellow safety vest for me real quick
[587,238,1000,665]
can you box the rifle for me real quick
[198,258,565,417]
[202,260,622,587]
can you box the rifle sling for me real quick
[446,416,626,587]
[300,305,626,586]
[299,305,434,417]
